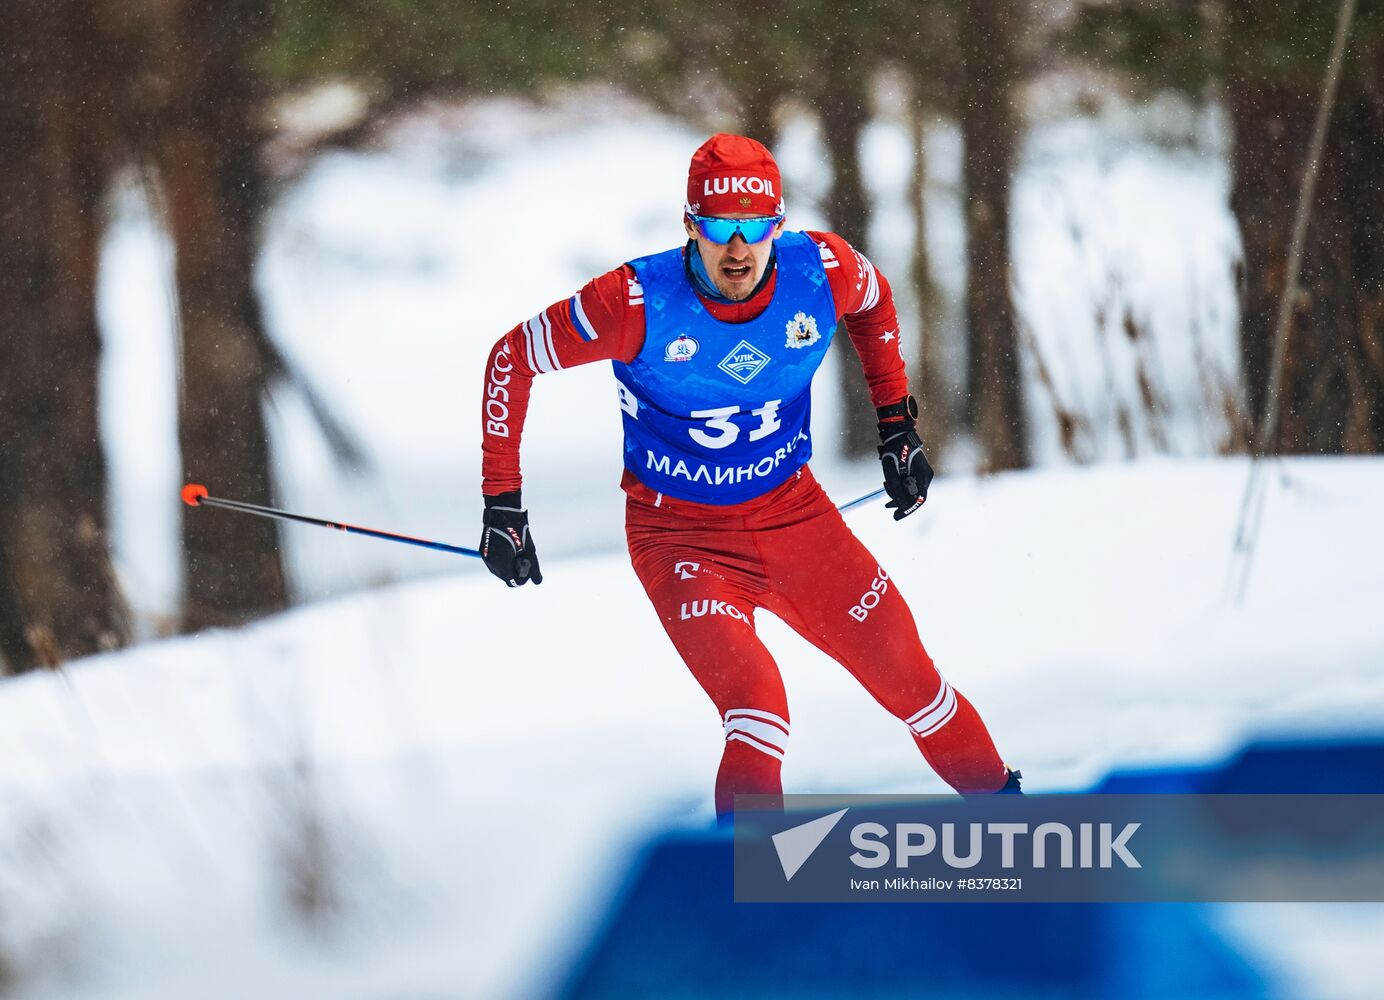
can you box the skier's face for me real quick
[684,212,785,301]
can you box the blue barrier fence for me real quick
[560,736,1384,999]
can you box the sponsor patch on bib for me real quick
[665,334,699,362]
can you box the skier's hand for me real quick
[480,492,543,587]
[876,396,933,521]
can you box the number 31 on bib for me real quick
[688,400,782,449]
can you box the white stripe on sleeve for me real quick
[523,313,558,373]
[855,249,881,311]
[521,318,541,373]
[538,309,562,372]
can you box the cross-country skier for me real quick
[479,133,1020,816]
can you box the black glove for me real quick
[876,395,933,521]
[480,491,543,587]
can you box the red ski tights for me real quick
[624,466,1009,818]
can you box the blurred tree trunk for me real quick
[960,0,1028,473]
[741,75,786,152]
[737,0,788,152]
[909,107,956,460]
[0,0,130,672]
[142,0,288,630]
[1230,71,1384,453]
[819,34,878,458]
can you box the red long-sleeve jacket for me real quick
[481,230,908,498]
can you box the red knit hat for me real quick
[685,133,785,218]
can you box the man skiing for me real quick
[479,133,1019,816]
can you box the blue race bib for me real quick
[613,231,838,504]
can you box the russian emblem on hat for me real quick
[785,311,820,349]
[664,333,699,362]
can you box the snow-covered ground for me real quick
[7,91,1376,997]
[2,457,1383,997]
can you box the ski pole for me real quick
[180,483,481,558]
[836,486,887,513]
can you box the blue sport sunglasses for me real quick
[689,213,783,245]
